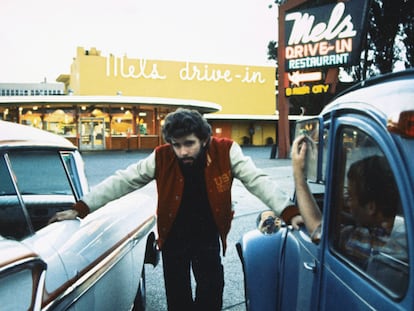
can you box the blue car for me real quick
[237,69,414,310]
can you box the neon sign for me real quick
[285,84,330,97]
[288,71,322,86]
[284,0,369,71]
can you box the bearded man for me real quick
[51,108,297,311]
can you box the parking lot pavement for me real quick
[144,212,258,311]
[81,146,294,310]
[82,146,294,195]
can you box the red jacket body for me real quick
[155,137,234,253]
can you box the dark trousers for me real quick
[162,236,224,311]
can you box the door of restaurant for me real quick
[79,117,105,151]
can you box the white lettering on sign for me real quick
[106,57,167,80]
[240,67,266,83]
[288,53,350,70]
[179,63,266,84]
[179,62,232,82]
[288,71,322,87]
[106,57,267,84]
[286,2,356,45]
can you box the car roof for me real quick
[0,120,76,149]
[322,69,414,121]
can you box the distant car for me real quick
[0,121,158,311]
[237,69,414,310]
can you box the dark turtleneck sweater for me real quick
[167,151,218,245]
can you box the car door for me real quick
[47,193,156,311]
[277,118,327,311]
[278,227,321,311]
[0,151,68,310]
[319,115,411,310]
[5,148,155,310]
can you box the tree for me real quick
[267,41,278,61]
[397,0,414,68]
[352,0,412,78]
[268,0,288,9]
[346,0,414,79]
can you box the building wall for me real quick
[70,47,277,115]
[1,47,281,149]
[210,120,277,146]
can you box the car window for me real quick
[0,155,32,240]
[8,150,73,195]
[330,126,409,297]
[61,152,82,199]
[6,150,76,232]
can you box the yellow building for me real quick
[1,47,282,150]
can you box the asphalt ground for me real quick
[81,146,294,311]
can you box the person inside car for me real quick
[50,108,298,311]
[291,135,402,268]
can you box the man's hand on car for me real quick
[257,210,282,234]
[49,209,79,224]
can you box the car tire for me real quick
[132,267,146,311]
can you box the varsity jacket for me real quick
[77,137,296,253]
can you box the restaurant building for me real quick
[0,46,284,151]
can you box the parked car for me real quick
[0,121,158,311]
[237,69,414,310]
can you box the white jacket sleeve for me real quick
[230,142,291,216]
[81,151,156,212]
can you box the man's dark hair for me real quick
[162,108,212,143]
[347,155,399,218]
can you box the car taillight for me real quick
[387,110,414,138]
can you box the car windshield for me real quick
[7,150,73,195]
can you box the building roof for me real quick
[0,95,221,114]
[204,113,308,121]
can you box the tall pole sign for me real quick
[277,0,369,158]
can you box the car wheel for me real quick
[132,267,146,311]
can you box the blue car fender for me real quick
[236,227,288,311]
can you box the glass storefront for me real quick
[0,104,169,151]
[79,117,105,150]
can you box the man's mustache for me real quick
[180,157,195,163]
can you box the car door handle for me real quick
[303,260,317,272]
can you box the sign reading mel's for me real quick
[284,0,369,71]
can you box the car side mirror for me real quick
[294,117,323,183]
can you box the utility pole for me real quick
[277,0,308,158]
